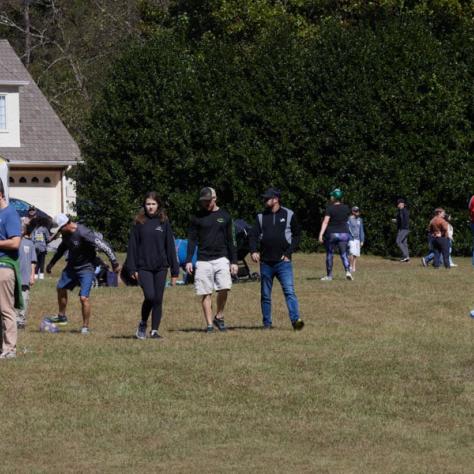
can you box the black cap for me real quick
[28,205,37,212]
[199,187,217,201]
[397,198,406,205]
[261,188,281,200]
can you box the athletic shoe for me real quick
[450,263,458,268]
[400,257,410,262]
[135,321,147,340]
[206,325,214,333]
[292,319,305,331]
[39,273,45,280]
[17,321,25,330]
[0,350,16,359]
[81,327,90,335]
[345,271,353,281]
[421,257,427,267]
[213,316,227,332]
[48,314,68,325]
[320,276,333,281]
[150,330,163,339]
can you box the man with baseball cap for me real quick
[394,198,410,262]
[46,214,120,334]
[249,188,304,330]
[185,187,238,332]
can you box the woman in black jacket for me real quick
[127,192,179,340]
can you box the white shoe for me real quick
[450,263,458,268]
[345,271,353,281]
[81,327,90,335]
[0,350,16,359]
[39,273,44,280]
[34,274,39,280]
[320,276,333,281]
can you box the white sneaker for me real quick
[0,350,17,359]
[320,276,333,281]
[34,274,39,280]
[450,263,458,268]
[81,327,90,335]
[39,273,44,280]
[346,271,353,281]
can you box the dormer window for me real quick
[0,96,6,129]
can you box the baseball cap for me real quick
[330,188,344,200]
[28,205,36,212]
[50,213,70,239]
[198,187,217,201]
[261,188,281,200]
[397,198,406,204]
[352,206,360,212]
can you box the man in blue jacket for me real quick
[249,188,304,330]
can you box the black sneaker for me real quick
[17,321,25,330]
[48,314,68,325]
[206,325,214,333]
[292,319,305,331]
[149,330,162,339]
[213,316,227,332]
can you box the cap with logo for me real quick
[330,188,344,200]
[50,213,70,240]
[261,188,281,200]
[199,187,217,201]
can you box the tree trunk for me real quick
[23,0,32,67]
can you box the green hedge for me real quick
[74,14,474,255]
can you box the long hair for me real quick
[134,191,168,224]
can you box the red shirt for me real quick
[469,196,474,223]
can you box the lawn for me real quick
[1,254,472,473]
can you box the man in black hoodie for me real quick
[249,188,304,330]
[395,198,410,262]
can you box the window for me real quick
[43,177,51,183]
[19,176,27,183]
[31,176,39,183]
[9,177,14,184]
[0,96,5,129]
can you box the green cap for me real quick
[330,188,344,200]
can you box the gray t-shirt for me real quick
[19,238,37,288]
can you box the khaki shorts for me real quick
[194,257,232,295]
[349,239,361,257]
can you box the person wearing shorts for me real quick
[318,188,353,281]
[348,206,365,272]
[185,187,238,332]
[46,214,120,334]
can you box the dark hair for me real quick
[0,178,4,198]
[134,191,168,224]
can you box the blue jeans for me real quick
[425,240,453,266]
[471,223,474,266]
[260,261,300,326]
[324,233,351,276]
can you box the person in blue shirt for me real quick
[0,179,22,359]
[348,206,365,272]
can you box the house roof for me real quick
[0,39,80,164]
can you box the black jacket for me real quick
[126,217,179,276]
[396,208,410,230]
[249,206,301,262]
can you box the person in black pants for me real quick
[126,192,179,340]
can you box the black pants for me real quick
[138,269,167,331]
[432,237,450,269]
[35,250,47,274]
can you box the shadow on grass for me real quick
[168,325,269,333]
[110,335,141,339]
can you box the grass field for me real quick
[1,254,473,473]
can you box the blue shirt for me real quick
[0,204,22,259]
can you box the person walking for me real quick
[428,208,450,269]
[0,178,22,359]
[127,192,180,340]
[469,195,474,266]
[185,187,238,333]
[395,199,410,262]
[46,214,120,334]
[318,188,353,281]
[31,216,50,280]
[249,188,304,330]
[16,225,37,329]
[348,206,365,272]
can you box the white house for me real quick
[0,39,80,217]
